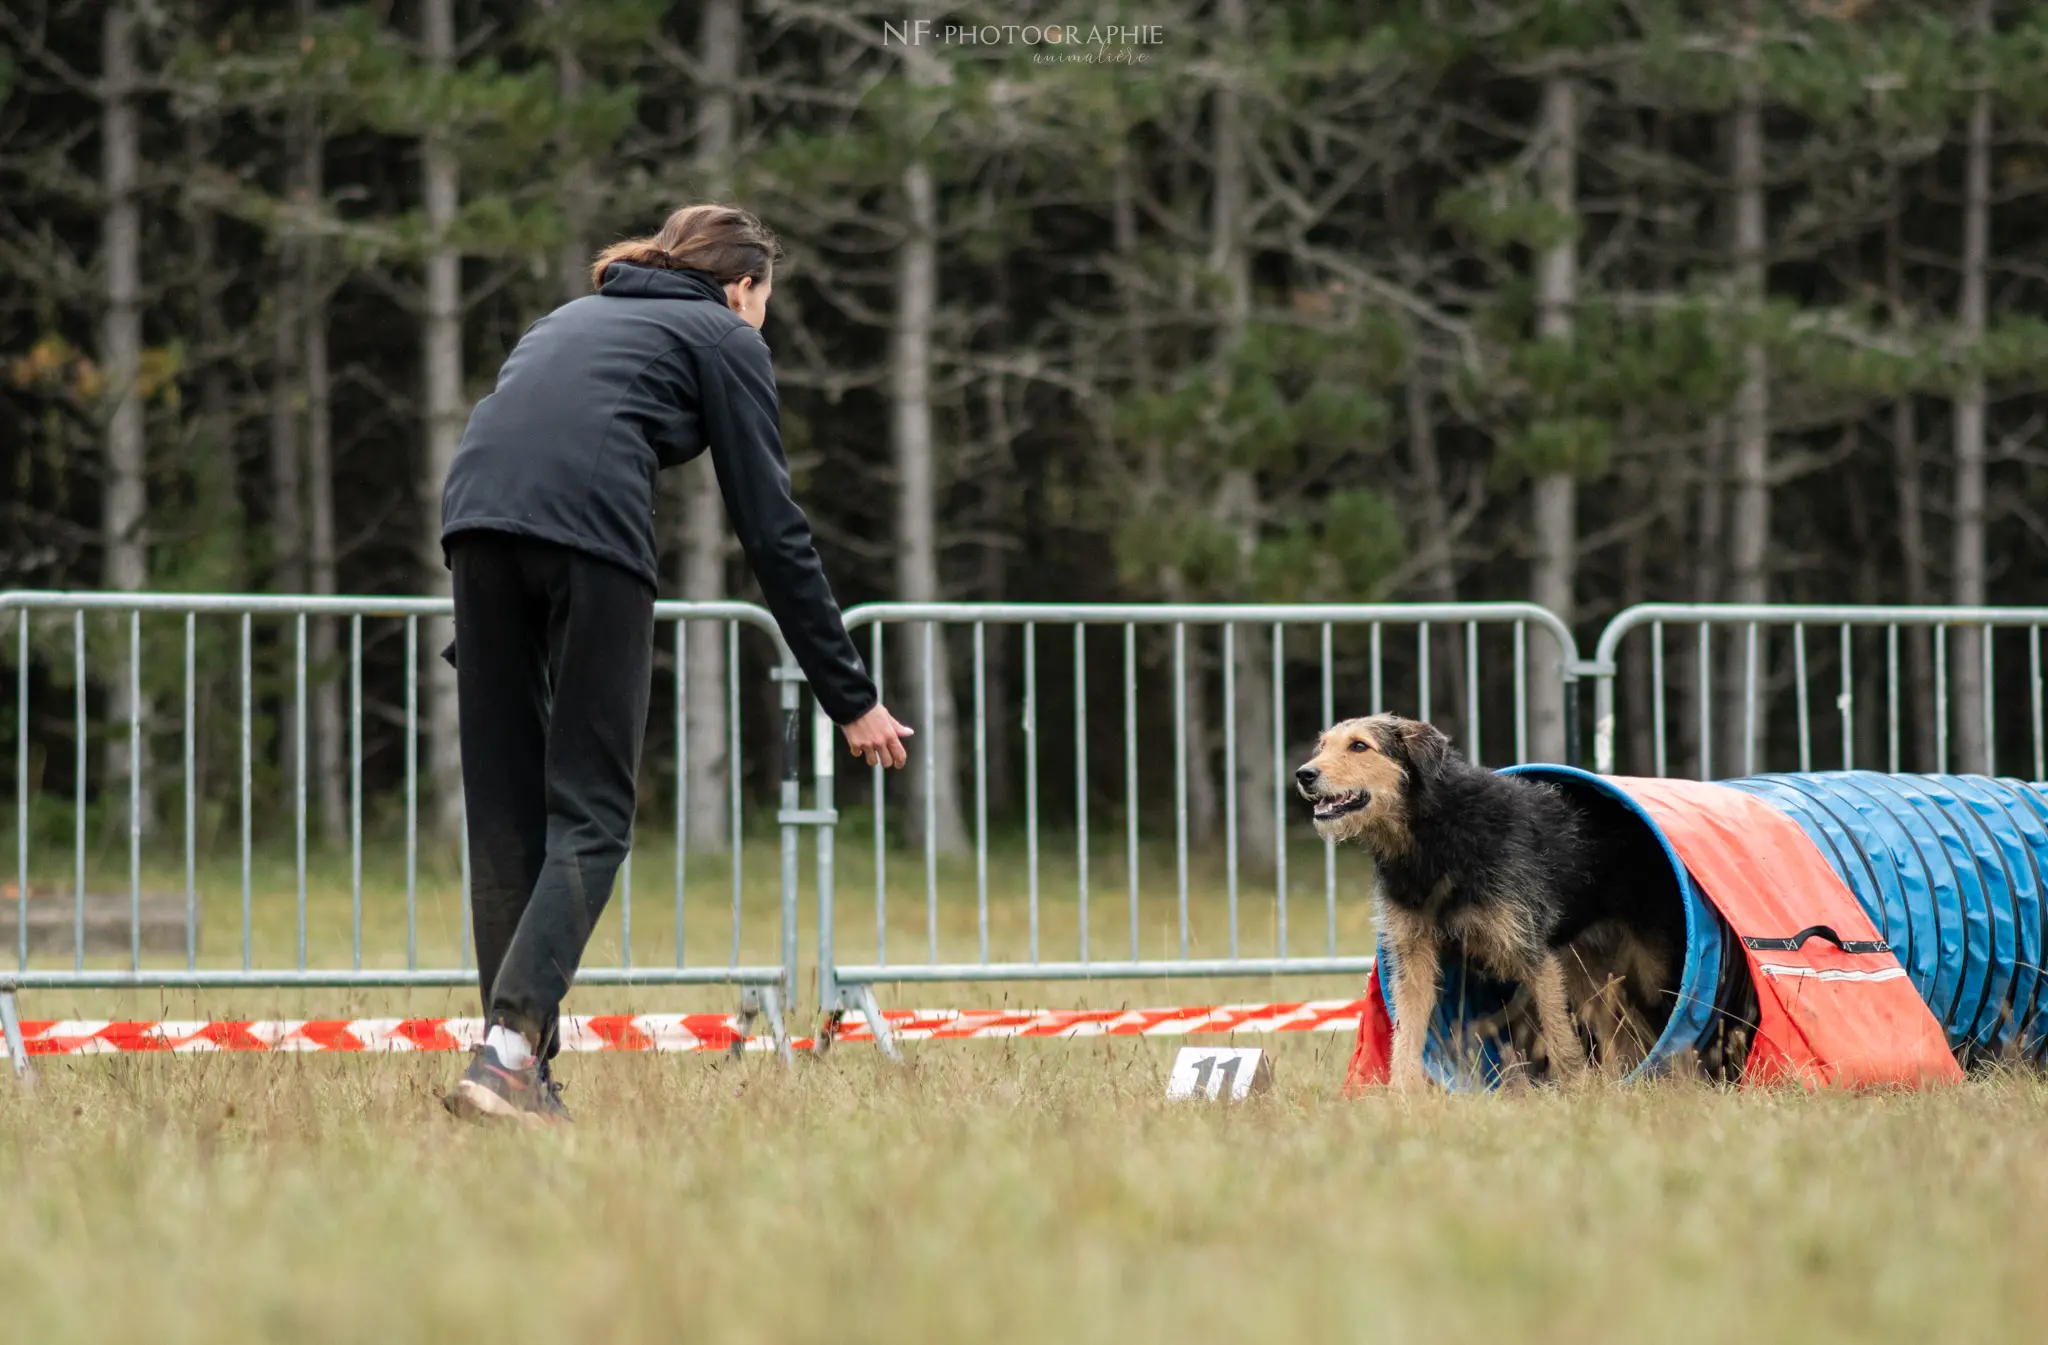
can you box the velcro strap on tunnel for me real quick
[1740,924,1891,956]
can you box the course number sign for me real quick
[1165,1046,1273,1101]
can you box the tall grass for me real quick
[0,1041,2042,1343]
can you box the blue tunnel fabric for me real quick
[1385,769,2048,1089]
[1724,778,1963,1041]
[1991,781,2048,1043]
[1949,775,2041,1050]
[1725,773,2048,1063]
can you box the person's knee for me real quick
[547,780,636,853]
[544,811,633,871]
[569,827,633,869]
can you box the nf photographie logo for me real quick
[882,19,1166,65]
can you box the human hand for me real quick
[842,704,914,769]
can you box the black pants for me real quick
[450,533,653,1059]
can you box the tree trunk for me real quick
[1720,56,1770,777]
[1210,0,1274,865]
[677,0,740,851]
[291,0,344,845]
[893,52,968,854]
[978,529,1014,821]
[1163,584,1218,843]
[1893,398,1936,770]
[268,262,303,786]
[1227,621,1277,864]
[307,267,342,847]
[1621,471,1655,775]
[101,3,152,832]
[1529,74,1578,765]
[678,466,734,849]
[1404,372,1467,751]
[180,112,236,554]
[1845,427,1885,772]
[1110,143,1188,843]
[269,249,305,600]
[1405,374,1456,607]
[548,0,595,304]
[181,115,233,518]
[1887,208,1936,772]
[420,0,466,843]
[1950,0,1993,773]
[1111,147,1152,385]
[980,372,1016,820]
[184,117,237,814]
[1690,415,1726,778]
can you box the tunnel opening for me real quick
[1385,766,1756,1088]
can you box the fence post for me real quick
[1593,664,1616,774]
[1562,664,1581,768]
[775,661,803,1015]
[814,697,838,1017]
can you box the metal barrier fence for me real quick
[14,591,2047,1074]
[2,591,806,1075]
[812,602,1580,1057]
[1589,604,2048,779]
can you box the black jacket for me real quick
[441,263,878,724]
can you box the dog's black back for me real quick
[1376,723,1685,965]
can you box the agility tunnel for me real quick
[1347,769,2048,1090]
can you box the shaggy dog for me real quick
[1295,714,1681,1091]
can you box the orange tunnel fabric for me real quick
[1618,777,1959,1089]
[1346,773,1962,1092]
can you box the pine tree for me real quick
[101,2,152,829]
[305,0,630,840]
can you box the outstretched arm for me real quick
[697,325,905,763]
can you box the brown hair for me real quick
[588,204,783,293]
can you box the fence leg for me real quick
[812,699,842,1052]
[759,985,793,1067]
[778,705,802,1021]
[850,984,901,1063]
[731,989,758,1061]
[1,990,30,1083]
[734,986,794,1068]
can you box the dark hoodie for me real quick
[440,262,877,724]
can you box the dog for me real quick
[1295,713,1681,1091]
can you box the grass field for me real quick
[6,832,2048,1342]
[2,1040,2045,1343]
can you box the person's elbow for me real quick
[737,514,815,573]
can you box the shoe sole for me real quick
[445,1079,549,1127]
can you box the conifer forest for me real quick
[6,1,2048,849]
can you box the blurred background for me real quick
[4,1,2045,857]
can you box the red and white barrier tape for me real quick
[15,1000,1368,1057]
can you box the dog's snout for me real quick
[1294,765,1320,789]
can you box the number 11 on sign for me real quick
[1166,1047,1274,1101]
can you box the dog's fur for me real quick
[1295,714,1682,1090]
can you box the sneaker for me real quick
[535,1057,574,1124]
[442,1042,558,1126]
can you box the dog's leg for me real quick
[1570,971,1616,1074]
[1561,942,1617,1075]
[1607,928,1675,1074]
[1529,951,1590,1084]
[1591,977,1646,1078]
[1388,936,1442,1093]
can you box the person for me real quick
[437,204,913,1124]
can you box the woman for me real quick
[438,204,912,1123]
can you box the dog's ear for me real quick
[1389,716,1452,779]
